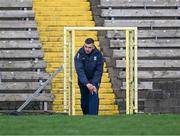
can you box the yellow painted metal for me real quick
[65,27,137,31]
[71,30,76,116]
[129,31,134,114]
[64,27,138,115]
[125,30,130,114]
[125,30,138,114]
[134,28,138,113]
[63,24,67,113]
[68,30,76,115]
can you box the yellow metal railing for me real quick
[63,27,138,115]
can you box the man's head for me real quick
[83,38,95,54]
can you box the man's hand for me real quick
[86,83,97,94]
[86,83,94,91]
[92,86,97,94]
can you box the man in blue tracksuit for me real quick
[74,38,104,115]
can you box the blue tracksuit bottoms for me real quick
[79,86,99,115]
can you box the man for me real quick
[74,38,104,115]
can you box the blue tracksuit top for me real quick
[74,46,104,87]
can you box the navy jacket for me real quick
[74,46,104,87]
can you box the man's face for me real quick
[84,43,95,54]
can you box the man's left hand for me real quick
[91,86,97,94]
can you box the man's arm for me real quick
[91,53,104,86]
[74,53,89,86]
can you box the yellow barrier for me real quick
[64,27,138,115]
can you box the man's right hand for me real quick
[86,83,97,94]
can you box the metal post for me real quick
[68,30,76,116]
[63,28,67,113]
[43,91,48,111]
[71,30,76,116]
[134,28,138,113]
[129,31,134,114]
[69,30,72,115]
[125,30,130,114]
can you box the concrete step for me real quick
[110,39,180,48]
[51,83,112,89]
[40,37,97,42]
[0,93,53,102]
[42,41,100,46]
[54,109,119,115]
[44,56,105,63]
[37,21,95,26]
[0,0,32,8]
[35,11,92,16]
[53,99,116,105]
[47,67,108,73]
[43,47,100,52]
[121,82,153,90]
[104,20,180,28]
[0,60,46,69]
[108,29,180,39]
[0,82,50,91]
[50,76,110,83]
[75,110,119,115]
[39,31,97,37]
[100,0,179,7]
[45,62,108,68]
[113,49,180,59]
[45,70,109,77]
[116,60,180,69]
[34,0,88,2]
[52,88,114,94]
[40,36,98,42]
[36,16,91,21]
[33,2,90,7]
[0,40,42,49]
[0,31,39,39]
[0,10,34,18]
[0,72,49,81]
[51,86,112,91]
[33,6,90,11]
[50,83,111,88]
[53,104,118,111]
[102,9,180,18]
[50,73,109,78]
[54,93,116,99]
[119,71,180,80]
[0,50,43,59]
[46,64,108,71]
[0,21,36,29]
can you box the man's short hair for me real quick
[85,38,94,44]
